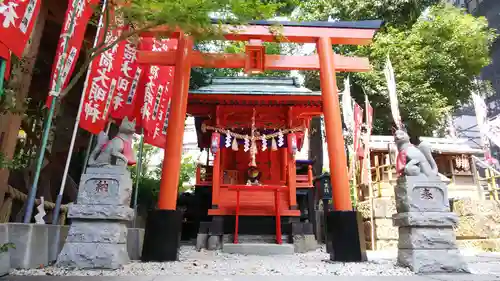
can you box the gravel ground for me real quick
[12,246,414,276]
[11,246,500,276]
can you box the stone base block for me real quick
[395,176,450,213]
[56,242,129,269]
[68,204,134,221]
[127,228,144,260]
[393,212,458,227]
[293,234,318,253]
[195,233,208,251]
[397,249,469,274]
[141,210,182,262]
[398,227,457,249]
[222,243,294,255]
[0,224,10,276]
[327,211,367,262]
[8,223,48,269]
[207,235,221,250]
[66,221,128,243]
[48,225,69,263]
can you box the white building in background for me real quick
[182,116,202,159]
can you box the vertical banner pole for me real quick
[51,0,108,225]
[0,58,6,98]
[133,128,144,228]
[23,0,81,223]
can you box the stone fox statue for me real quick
[87,117,137,167]
[394,130,438,179]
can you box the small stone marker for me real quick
[34,196,46,224]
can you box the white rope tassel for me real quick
[232,137,239,151]
[261,135,267,151]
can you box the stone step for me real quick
[223,234,291,244]
[222,243,295,255]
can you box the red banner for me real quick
[110,37,143,120]
[46,0,99,107]
[79,22,125,134]
[140,38,176,148]
[0,0,40,58]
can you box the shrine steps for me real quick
[223,234,291,244]
[222,243,295,256]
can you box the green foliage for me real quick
[298,0,439,29]
[178,156,196,193]
[298,3,496,136]
[60,0,294,99]
[130,142,197,210]
[0,149,31,170]
[0,243,15,253]
[118,0,284,40]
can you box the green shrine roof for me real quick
[189,77,320,96]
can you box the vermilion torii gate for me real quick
[137,19,381,262]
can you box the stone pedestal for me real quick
[393,176,469,273]
[56,167,134,269]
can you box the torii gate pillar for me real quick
[141,34,193,262]
[317,36,367,262]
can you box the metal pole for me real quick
[0,58,6,98]
[24,0,95,223]
[132,129,144,228]
[82,134,94,173]
[105,120,112,134]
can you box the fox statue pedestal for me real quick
[392,130,468,274]
[57,118,137,269]
[56,167,134,269]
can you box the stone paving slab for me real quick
[3,275,500,281]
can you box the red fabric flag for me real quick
[110,37,144,120]
[0,0,41,58]
[0,42,11,80]
[79,19,125,134]
[46,0,100,107]
[140,38,176,148]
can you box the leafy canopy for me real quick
[298,2,496,136]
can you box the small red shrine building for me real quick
[189,77,318,243]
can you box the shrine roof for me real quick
[210,19,383,30]
[189,77,320,97]
[369,135,483,155]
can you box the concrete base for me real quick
[56,220,130,269]
[398,249,470,274]
[293,234,319,253]
[56,242,129,269]
[48,225,69,263]
[195,233,208,251]
[0,224,10,276]
[127,228,144,260]
[141,210,182,262]
[207,235,222,250]
[8,223,48,269]
[222,243,295,256]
